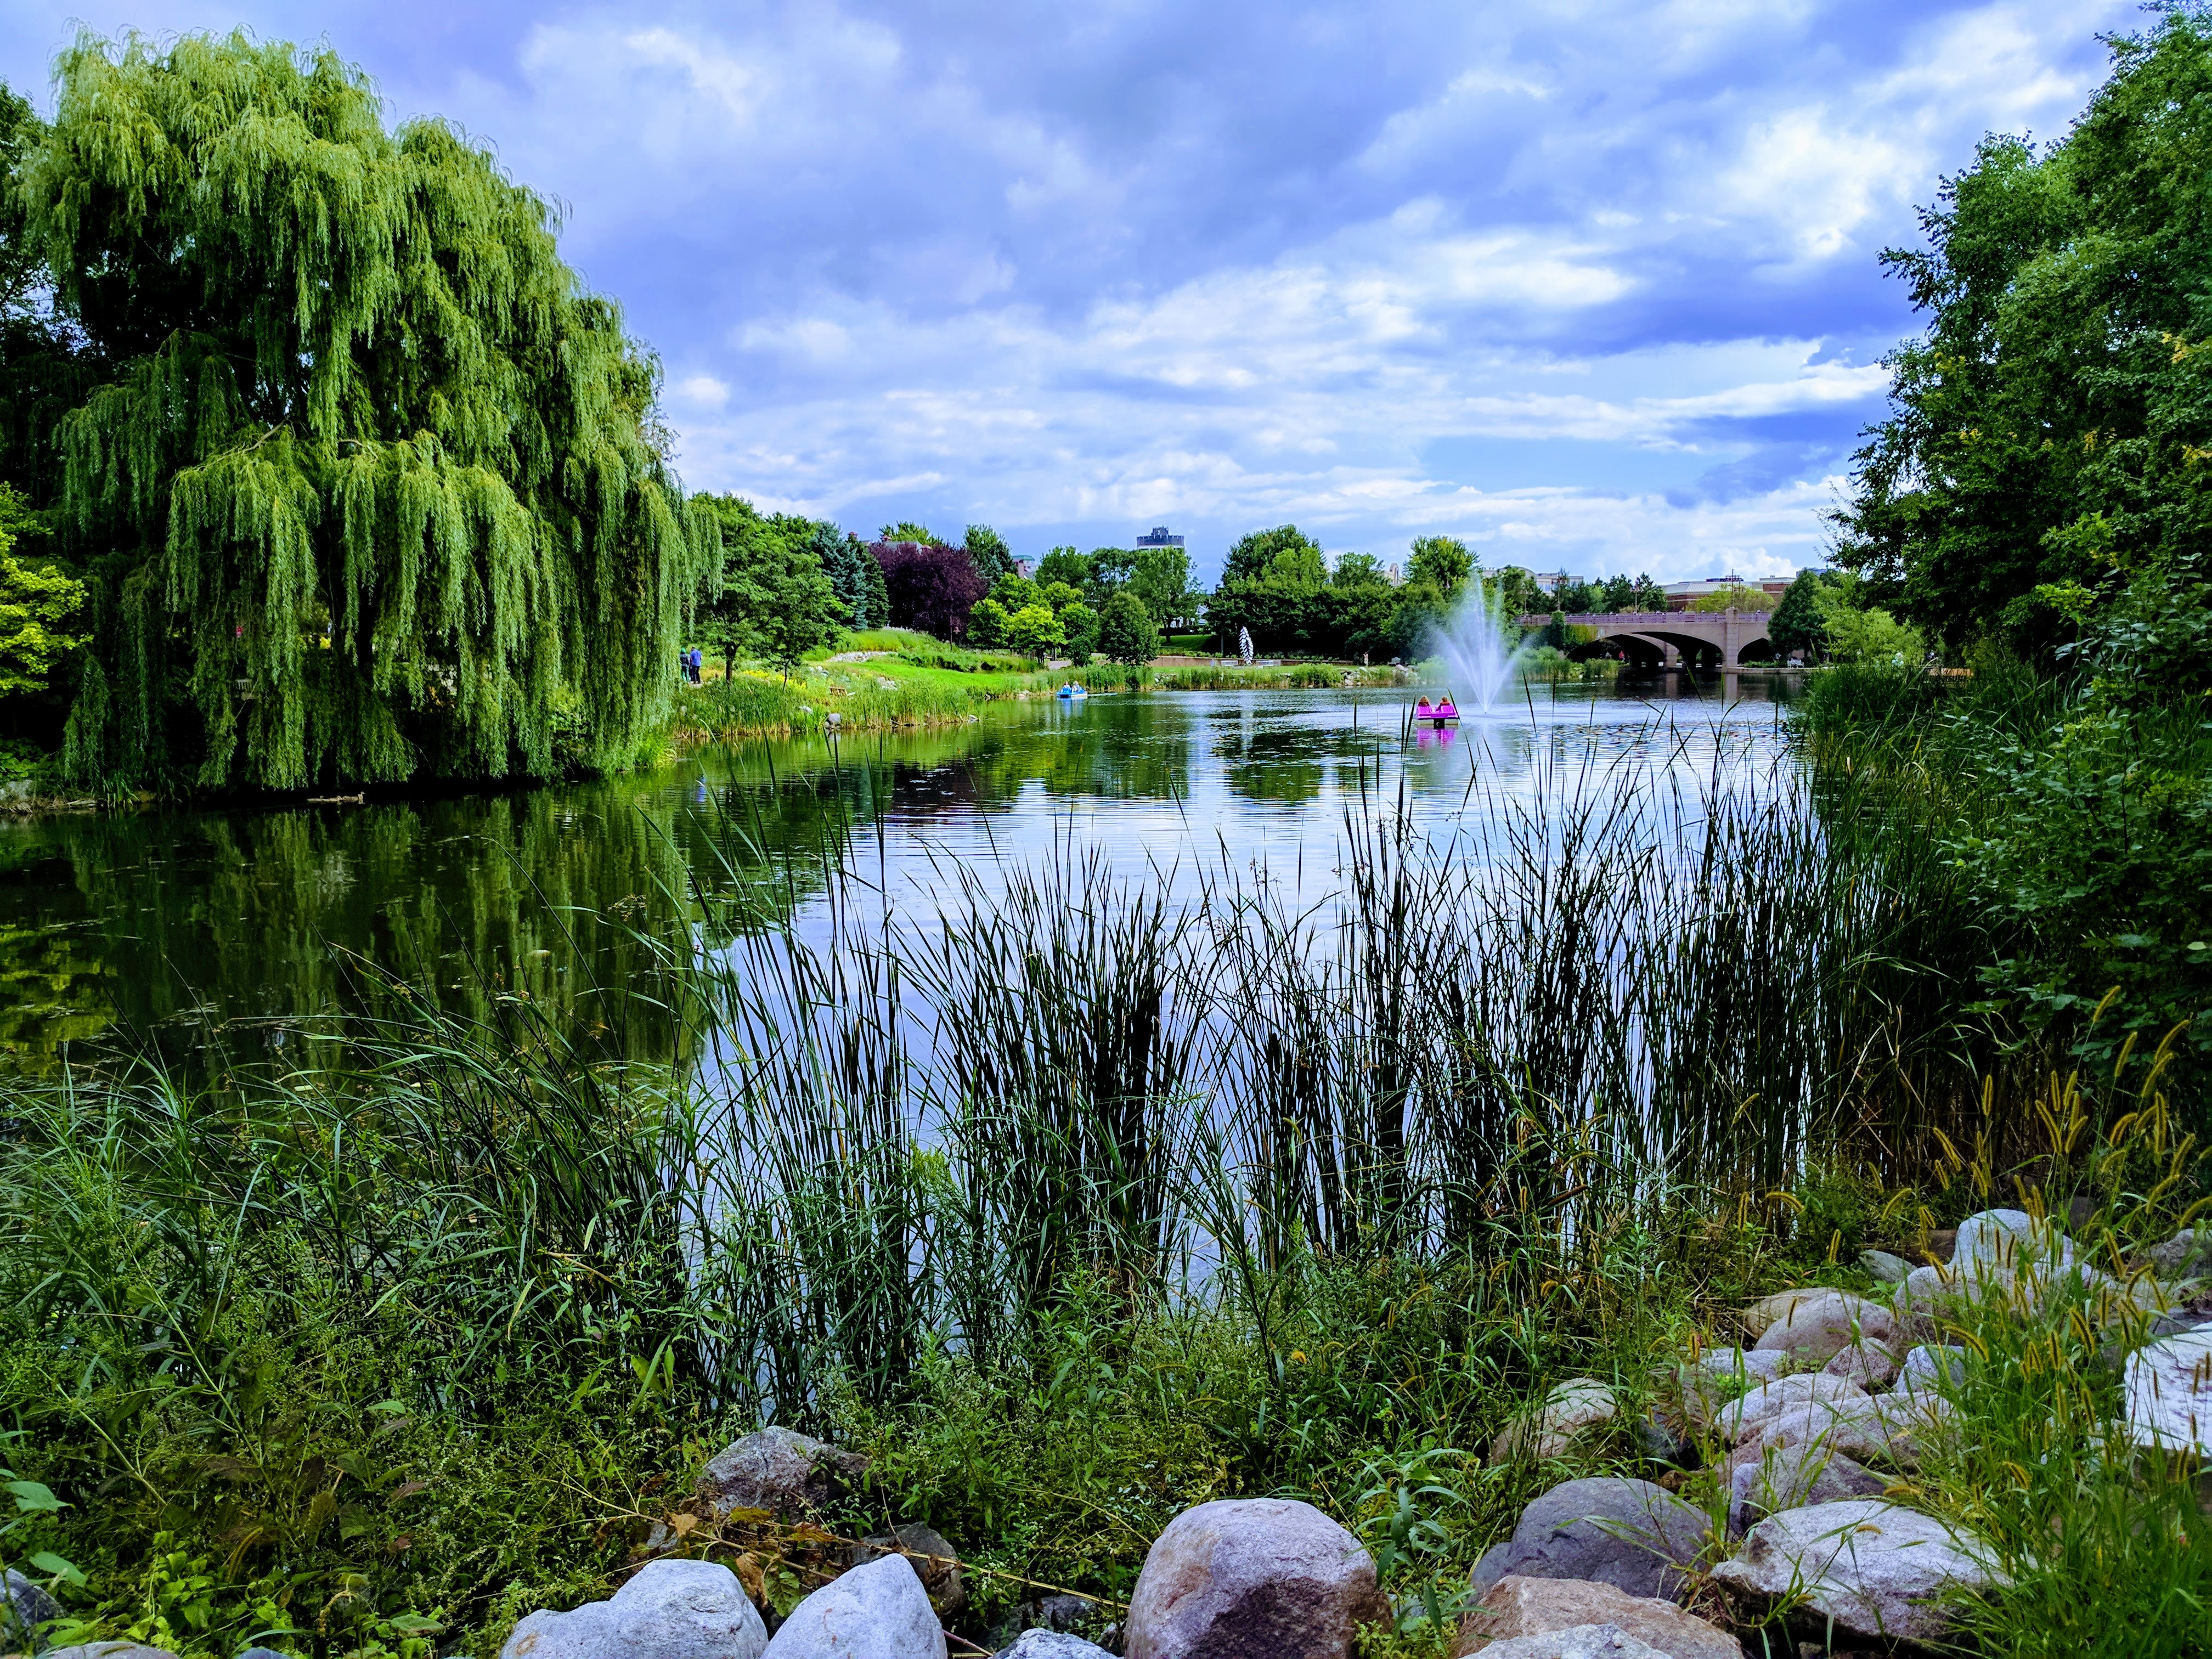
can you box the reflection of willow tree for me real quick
[1,698,1223,1064]
[0,785,695,1067]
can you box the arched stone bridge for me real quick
[1516,610,1776,668]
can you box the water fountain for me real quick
[1238,626,1254,665]
[1428,576,1529,713]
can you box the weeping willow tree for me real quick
[11,32,708,792]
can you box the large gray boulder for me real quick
[2125,1327,2212,1455]
[1470,1629,1666,1659]
[500,1559,768,1659]
[1729,1395,1897,1470]
[699,1426,870,1521]
[1451,1575,1739,1658]
[1752,1291,1896,1368]
[1725,1442,1888,1536]
[1858,1249,1911,1284]
[851,1523,966,1618]
[1713,1372,1866,1446]
[995,1635,1114,1659]
[1820,1338,1898,1391]
[1491,1380,1619,1464]
[762,1554,944,1659]
[2145,1227,2210,1279]
[1954,1209,2051,1269]
[1897,1345,1968,1395]
[1468,1479,1709,1605]
[1122,1497,1387,1659]
[3,1568,61,1650]
[42,1647,176,1659]
[1711,1499,2002,1645]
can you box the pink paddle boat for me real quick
[1414,694,1459,729]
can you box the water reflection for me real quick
[0,674,1796,1064]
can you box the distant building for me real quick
[1532,571,1571,591]
[1014,557,1036,579]
[1661,573,1792,611]
[1136,526,1185,550]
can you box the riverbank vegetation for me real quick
[1,725,2201,1657]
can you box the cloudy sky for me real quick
[1,1,2136,582]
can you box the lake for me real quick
[0,675,1796,1068]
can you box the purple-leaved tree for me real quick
[871,540,988,639]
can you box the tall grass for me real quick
[0,726,2187,1655]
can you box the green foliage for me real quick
[962,524,1014,583]
[880,520,939,545]
[1220,524,1321,586]
[1406,536,1471,600]
[965,596,1009,648]
[1058,600,1098,666]
[1003,603,1065,657]
[690,495,845,675]
[1838,9,2212,661]
[1034,546,1091,590]
[14,33,706,794]
[1768,569,1833,659]
[1815,583,1925,664]
[0,484,83,695]
[1129,545,1195,628]
[1096,590,1160,667]
[1686,583,1776,613]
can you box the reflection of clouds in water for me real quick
[0,679,1800,1063]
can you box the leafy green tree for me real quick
[0,484,83,695]
[881,521,940,545]
[1407,536,1472,600]
[966,597,1009,648]
[1689,584,1777,613]
[1326,552,1381,589]
[1816,584,1924,665]
[1097,590,1161,667]
[12,34,706,793]
[691,496,844,676]
[1770,570,1835,660]
[1483,566,1543,618]
[1060,600,1099,665]
[1035,546,1091,590]
[963,524,1014,583]
[1837,9,2212,657]
[986,573,1040,614]
[1556,579,1600,614]
[1037,580,1084,612]
[1221,526,1320,586]
[1602,574,1635,612]
[1630,575,1668,611]
[1004,603,1064,657]
[1086,548,1136,607]
[1131,545,1195,628]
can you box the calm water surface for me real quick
[0,676,1796,1065]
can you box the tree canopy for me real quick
[1837,5,2212,664]
[690,495,846,675]
[3,32,708,792]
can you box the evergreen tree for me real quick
[13,34,707,792]
[962,524,1014,583]
[811,524,878,628]
[1769,570,1832,660]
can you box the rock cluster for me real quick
[463,1210,2209,1659]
